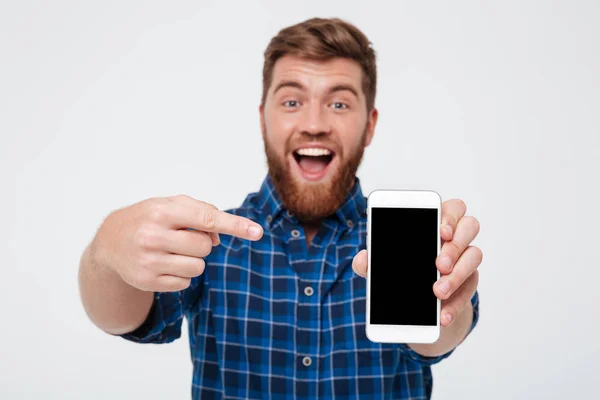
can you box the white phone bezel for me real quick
[365,189,441,344]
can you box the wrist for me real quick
[87,237,119,280]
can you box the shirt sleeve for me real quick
[119,274,204,344]
[397,289,480,366]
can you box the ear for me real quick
[259,104,265,137]
[364,107,378,147]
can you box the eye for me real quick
[331,102,349,110]
[283,100,300,108]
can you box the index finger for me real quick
[168,202,263,241]
[169,196,220,245]
[441,199,467,241]
[193,208,263,240]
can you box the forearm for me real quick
[78,239,153,335]
[408,302,473,357]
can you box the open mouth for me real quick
[291,147,336,181]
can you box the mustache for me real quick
[285,135,342,154]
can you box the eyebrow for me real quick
[273,80,360,99]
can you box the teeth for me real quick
[296,148,332,157]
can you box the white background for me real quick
[1,1,599,398]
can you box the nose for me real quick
[299,102,331,137]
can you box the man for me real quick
[79,17,481,399]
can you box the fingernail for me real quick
[248,225,262,239]
[445,312,453,324]
[438,280,450,295]
[439,255,452,270]
[445,225,453,236]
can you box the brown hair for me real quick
[261,17,377,111]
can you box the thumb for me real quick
[352,249,368,278]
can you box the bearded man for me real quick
[79,17,482,400]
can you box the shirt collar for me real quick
[334,176,367,229]
[255,174,286,227]
[255,174,367,230]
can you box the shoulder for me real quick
[213,193,265,250]
[221,188,263,219]
[222,202,259,223]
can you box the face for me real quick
[260,55,378,223]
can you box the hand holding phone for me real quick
[352,190,483,343]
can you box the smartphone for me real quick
[365,189,441,344]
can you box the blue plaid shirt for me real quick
[121,175,480,399]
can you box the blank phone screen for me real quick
[370,207,438,326]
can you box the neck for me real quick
[302,220,322,246]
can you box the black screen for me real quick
[370,207,438,326]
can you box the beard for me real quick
[262,128,367,223]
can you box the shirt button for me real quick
[304,286,314,296]
[346,219,354,229]
[302,356,312,367]
[291,229,300,238]
[266,215,273,223]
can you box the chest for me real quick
[202,235,397,359]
